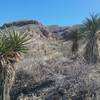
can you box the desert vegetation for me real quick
[0,30,30,100]
[0,14,100,100]
[83,14,100,64]
[71,29,82,56]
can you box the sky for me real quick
[0,0,100,26]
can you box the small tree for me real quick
[83,14,100,64]
[0,30,30,100]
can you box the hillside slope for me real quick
[1,20,100,100]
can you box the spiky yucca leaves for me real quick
[84,14,100,64]
[84,14,100,33]
[0,30,30,100]
[71,29,82,55]
[0,30,30,63]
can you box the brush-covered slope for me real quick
[1,20,100,100]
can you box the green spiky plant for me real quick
[71,29,82,56]
[84,14,100,64]
[0,30,30,100]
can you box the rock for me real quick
[1,20,43,29]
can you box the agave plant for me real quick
[0,30,30,100]
[83,14,100,64]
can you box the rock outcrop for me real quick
[0,20,43,29]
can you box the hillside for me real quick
[0,20,100,100]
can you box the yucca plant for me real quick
[71,29,82,56]
[0,30,30,100]
[83,14,100,64]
